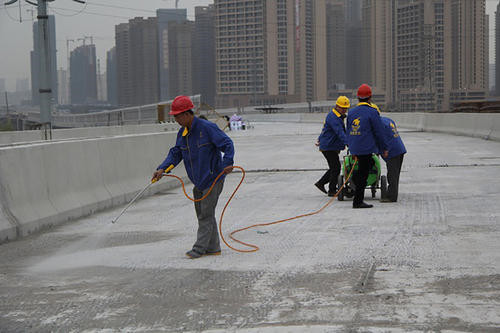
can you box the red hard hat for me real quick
[357,84,372,98]
[170,95,194,115]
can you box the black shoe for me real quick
[380,198,395,203]
[186,249,202,259]
[314,182,327,194]
[327,186,337,197]
[353,202,373,209]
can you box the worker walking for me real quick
[152,96,235,259]
[347,84,388,208]
[315,96,349,196]
[380,117,406,202]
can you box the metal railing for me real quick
[25,95,201,128]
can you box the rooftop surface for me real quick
[1,122,499,332]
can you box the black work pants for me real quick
[386,154,404,202]
[352,154,374,206]
[317,150,341,194]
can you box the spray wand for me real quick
[111,164,174,224]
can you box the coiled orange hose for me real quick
[164,159,356,253]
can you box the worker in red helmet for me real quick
[346,84,388,208]
[152,95,235,259]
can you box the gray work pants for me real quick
[192,179,224,254]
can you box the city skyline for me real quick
[0,0,498,108]
[0,0,212,91]
[0,0,499,92]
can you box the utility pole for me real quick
[4,0,86,138]
[36,0,53,139]
[4,0,52,138]
[67,38,75,104]
[97,58,102,101]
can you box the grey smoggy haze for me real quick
[0,0,212,91]
[0,0,498,91]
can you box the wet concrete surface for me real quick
[0,122,499,332]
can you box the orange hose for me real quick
[164,159,356,253]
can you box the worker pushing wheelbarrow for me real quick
[337,153,387,201]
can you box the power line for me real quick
[48,5,131,19]
[48,2,87,17]
[83,1,159,15]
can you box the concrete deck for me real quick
[0,122,499,332]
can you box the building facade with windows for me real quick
[215,0,327,108]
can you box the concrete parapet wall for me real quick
[245,113,323,123]
[0,123,179,146]
[246,112,500,142]
[386,112,500,141]
[0,131,186,243]
[2,111,500,243]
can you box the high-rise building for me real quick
[361,0,397,106]
[360,0,487,111]
[193,5,216,106]
[115,23,132,106]
[490,63,496,94]
[57,69,68,104]
[215,0,327,108]
[0,78,5,93]
[96,59,107,102]
[130,17,159,106]
[447,0,489,107]
[345,0,363,89]
[326,0,346,97]
[115,17,160,106]
[496,1,500,96]
[106,47,118,106]
[396,0,446,112]
[157,9,187,101]
[70,44,97,104]
[31,15,58,106]
[168,21,194,99]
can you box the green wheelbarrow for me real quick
[337,153,387,201]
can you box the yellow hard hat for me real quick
[336,96,350,109]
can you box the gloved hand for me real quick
[151,169,165,183]
[223,166,233,174]
[151,165,174,183]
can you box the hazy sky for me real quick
[0,0,212,90]
[0,0,499,91]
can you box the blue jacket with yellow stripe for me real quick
[158,117,235,191]
[346,102,388,155]
[318,109,347,151]
[381,117,406,161]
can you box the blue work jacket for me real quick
[381,117,407,161]
[158,117,235,191]
[347,102,388,155]
[318,109,347,151]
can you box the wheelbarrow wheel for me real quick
[337,175,344,201]
[380,175,388,199]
